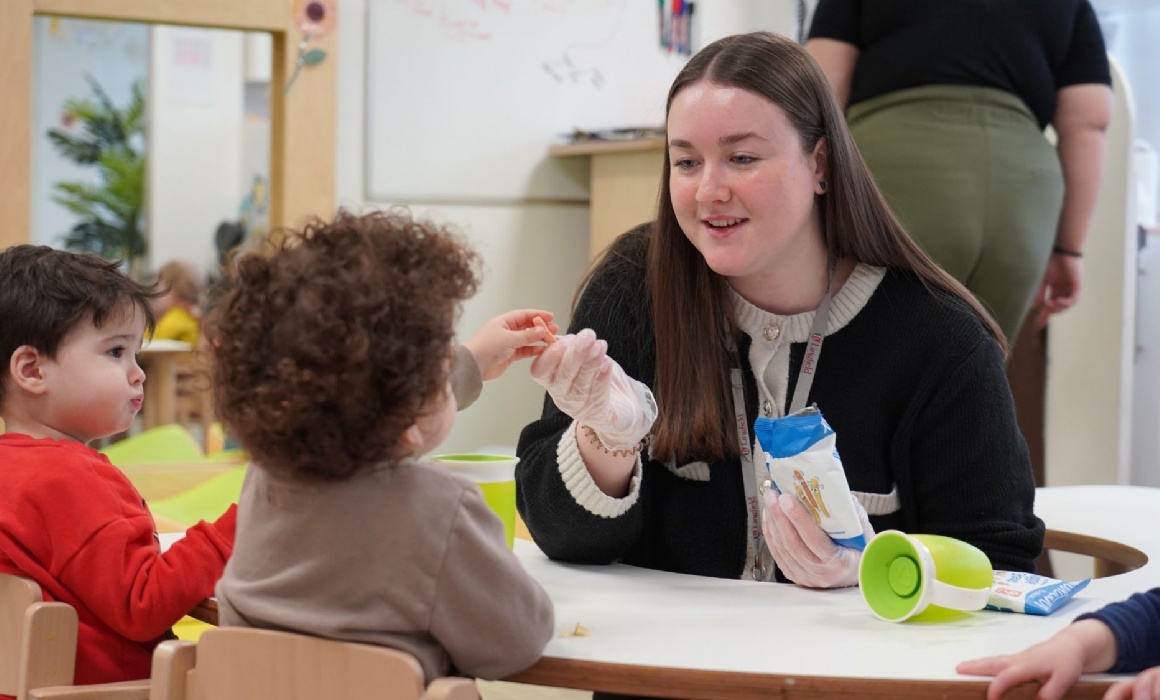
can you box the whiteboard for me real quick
[365,0,688,203]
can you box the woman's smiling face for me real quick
[667,80,827,296]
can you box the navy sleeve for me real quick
[1077,588,1160,673]
[1055,0,1111,88]
[808,0,862,47]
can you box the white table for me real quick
[504,485,1160,699]
[168,486,1158,698]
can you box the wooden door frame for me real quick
[0,0,337,250]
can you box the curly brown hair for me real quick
[205,209,480,481]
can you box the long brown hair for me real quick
[643,31,1004,462]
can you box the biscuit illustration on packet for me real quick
[794,482,821,524]
[809,477,830,518]
[753,409,869,551]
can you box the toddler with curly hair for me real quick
[208,209,557,682]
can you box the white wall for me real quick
[697,0,803,45]
[146,25,246,278]
[1094,6,1160,486]
[1099,7,1160,215]
[1045,59,1138,487]
[1135,232,1160,487]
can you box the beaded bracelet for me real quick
[581,424,650,458]
[1052,245,1083,258]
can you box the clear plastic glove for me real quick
[529,328,657,450]
[761,488,874,588]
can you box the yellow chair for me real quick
[150,627,479,700]
[0,573,150,700]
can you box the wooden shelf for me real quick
[549,137,666,158]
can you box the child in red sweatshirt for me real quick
[0,245,235,695]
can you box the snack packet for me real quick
[753,407,867,550]
[985,570,1091,615]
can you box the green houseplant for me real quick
[46,76,146,274]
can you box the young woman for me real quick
[516,32,1044,594]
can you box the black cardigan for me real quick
[516,228,1044,579]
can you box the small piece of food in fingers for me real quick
[534,315,558,344]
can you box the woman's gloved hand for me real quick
[530,328,657,450]
[762,489,874,588]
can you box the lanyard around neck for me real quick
[787,284,834,415]
[735,262,835,580]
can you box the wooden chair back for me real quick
[0,573,77,698]
[151,627,478,700]
[0,573,149,700]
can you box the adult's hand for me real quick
[1034,254,1083,327]
[761,489,873,588]
[530,328,656,450]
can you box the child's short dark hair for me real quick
[0,245,159,404]
[206,209,480,481]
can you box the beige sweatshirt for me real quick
[215,346,555,681]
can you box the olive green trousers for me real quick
[848,85,1064,342]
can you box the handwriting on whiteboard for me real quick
[388,0,618,43]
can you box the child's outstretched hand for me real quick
[956,618,1117,700]
[465,309,559,381]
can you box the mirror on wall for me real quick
[31,15,272,282]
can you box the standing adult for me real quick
[807,0,1114,340]
[516,30,1044,614]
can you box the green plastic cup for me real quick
[859,530,993,622]
[431,454,519,548]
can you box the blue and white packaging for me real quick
[986,570,1091,615]
[753,408,867,551]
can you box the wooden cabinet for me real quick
[549,138,665,258]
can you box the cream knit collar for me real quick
[730,263,887,343]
